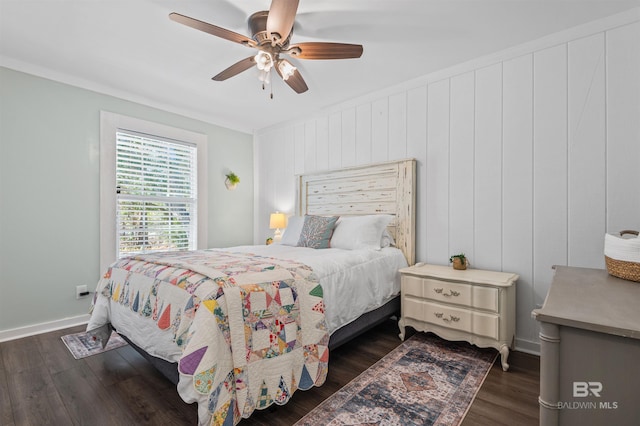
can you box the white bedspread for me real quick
[228,245,407,333]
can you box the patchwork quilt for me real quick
[87,250,329,425]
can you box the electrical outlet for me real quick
[76,285,88,299]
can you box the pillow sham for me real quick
[297,215,339,249]
[381,229,396,248]
[330,214,393,250]
[280,216,305,246]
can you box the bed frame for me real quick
[123,158,416,383]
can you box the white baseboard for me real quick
[0,314,90,342]
[515,337,541,356]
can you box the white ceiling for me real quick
[1,0,638,133]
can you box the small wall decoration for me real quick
[225,172,240,190]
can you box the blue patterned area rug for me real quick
[295,333,497,426]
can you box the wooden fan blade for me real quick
[169,12,255,47]
[275,64,308,94]
[266,0,299,43]
[288,42,363,59]
[212,56,256,81]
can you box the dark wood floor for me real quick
[1,319,539,425]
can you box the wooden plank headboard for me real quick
[296,159,416,266]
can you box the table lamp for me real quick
[269,212,287,242]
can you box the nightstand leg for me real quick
[398,318,406,341]
[499,344,510,371]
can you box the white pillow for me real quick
[330,215,393,250]
[280,216,305,246]
[381,229,396,248]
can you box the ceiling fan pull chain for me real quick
[270,69,274,99]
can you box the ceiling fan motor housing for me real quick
[248,11,292,47]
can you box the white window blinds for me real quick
[115,131,197,257]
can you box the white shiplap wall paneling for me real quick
[278,128,296,216]
[474,63,503,272]
[502,54,535,348]
[449,72,476,261]
[341,108,357,168]
[304,120,317,173]
[328,112,342,170]
[425,79,451,265]
[533,44,569,308]
[568,33,607,268]
[316,116,329,171]
[293,123,305,175]
[371,97,389,163]
[606,21,640,233]
[253,11,640,353]
[388,92,408,160]
[260,126,295,242]
[355,103,373,165]
[406,85,428,262]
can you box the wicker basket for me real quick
[604,230,640,282]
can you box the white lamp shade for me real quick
[269,212,287,229]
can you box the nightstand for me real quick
[398,263,518,371]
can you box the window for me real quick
[116,131,197,257]
[100,112,207,272]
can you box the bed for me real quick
[87,158,416,425]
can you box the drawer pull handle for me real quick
[433,288,460,297]
[434,312,460,322]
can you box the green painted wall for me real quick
[0,67,254,332]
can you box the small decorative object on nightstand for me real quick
[449,253,468,270]
[398,263,518,371]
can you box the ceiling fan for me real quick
[169,0,363,95]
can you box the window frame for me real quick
[100,111,208,273]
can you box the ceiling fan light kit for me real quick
[278,60,296,81]
[169,0,363,97]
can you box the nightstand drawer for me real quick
[403,275,499,312]
[404,297,499,340]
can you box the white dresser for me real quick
[398,263,518,371]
